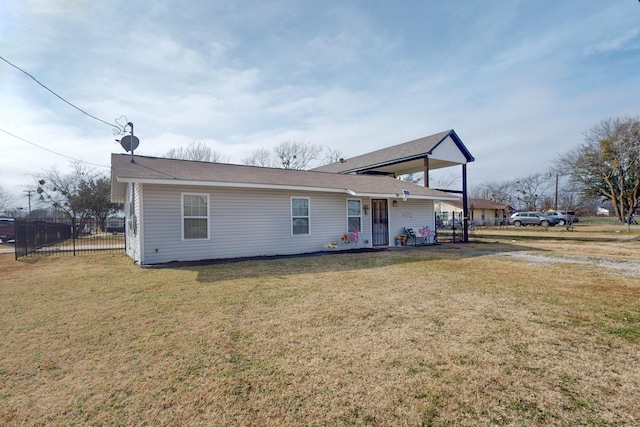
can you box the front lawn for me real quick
[1,233,638,425]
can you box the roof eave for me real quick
[351,191,460,201]
[113,176,364,196]
[112,176,460,200]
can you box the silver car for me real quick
[510,212,557,227]
[542,210,578,226]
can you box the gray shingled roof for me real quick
[111,154,460,202]
[312,129,474,174]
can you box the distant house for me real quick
[598,204,639,217]
[438,198,511,226]
[110,130,475,265]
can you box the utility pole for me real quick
[554,174,559,210]
[23,190,34,215]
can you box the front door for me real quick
[371,199,389,246]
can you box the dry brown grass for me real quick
[1,225,639,426]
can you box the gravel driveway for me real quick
[499,251,640,277]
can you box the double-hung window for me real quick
[182,193,209,240]
[347,199,361,232]
[291,197,310,235]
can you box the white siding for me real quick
[138,185,378,264]
[431,136,468,164]
[440,201,463,215]
[389,199,435,242]
[439,202,506,226]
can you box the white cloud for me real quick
[1,0,640,207]
[586,28,640,55]
[21,0,89,18]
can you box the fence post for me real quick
[14,219,19,260]
[451,210,457,242]
[72,218,76,257]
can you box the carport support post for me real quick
[423,156,429,187]
[462,164,469,243]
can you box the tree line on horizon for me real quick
[1,116,638,225]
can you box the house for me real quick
[110,130,474,265]
[438,198,511,226]
[110,155,460,265]
[597,204,639,218]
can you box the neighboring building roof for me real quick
[110,154,461,203]
[311,129,475,175]
[442,198,510,210]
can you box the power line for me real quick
[0,55,120,131]
[0,127,110,168]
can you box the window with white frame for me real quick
[182,193,209,239]
[347,199,361,232]
[291,197,310,235]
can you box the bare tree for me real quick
[322,147,344,165]
[558,116,640,223]
[163,141,229,163]
[36,162,120,236]
[473,180,517,206]
[243,142,331,169]
[513,173,554,211]
[242,148,274,167]
[0,185,12,213]
[274,141,323,169]
[573,195,601,216]
[473,174,554,210]
[431,173,461,190]
[25,207,63,219]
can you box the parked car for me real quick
[106,217,125,234]
[0,217,15,242]
[510,212,557,227]
[542,210,579,226]
[447,218,463,229]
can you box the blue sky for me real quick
[1,0,639,205]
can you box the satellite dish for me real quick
[120,135,140,152]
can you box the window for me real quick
[182,193,209,240]
[347,199,361,232]
[291,197,310,235]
